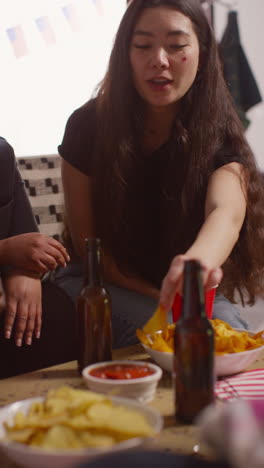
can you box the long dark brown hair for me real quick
[92,0,264,304]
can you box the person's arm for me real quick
[62,160,159,299]
[160,162,246,309]
[0,157,69,272]
[0,233,69,273]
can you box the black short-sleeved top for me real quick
[59,99,241,287]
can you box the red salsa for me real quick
[89,364,155,380]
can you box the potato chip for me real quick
[3,386,156,450]
[137,317,264,356]
[87,402,154,438]
[143,305,167,336]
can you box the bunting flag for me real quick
[35,16,56,46]
[62,3,81,32]
[6,25,28,58]
[92,0,104,16]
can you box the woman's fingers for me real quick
[14,301,28,346]
[48,239,70,262]
[160,255,187,310]
[4,297,17,339]
[34,302,42,339]
[205,267,223,291]
[160,256,223,312]
[24,303,37,345]
[46,246,68,267]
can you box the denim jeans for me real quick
[51,263,248,348]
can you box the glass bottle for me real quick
[77,238,112,374]
[173,260,214,423]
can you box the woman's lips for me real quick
[147,78,173,91]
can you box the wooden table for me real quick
[1,344,264,467]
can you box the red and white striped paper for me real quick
[216,369,264,401]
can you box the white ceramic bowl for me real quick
[0,395,163,468]
[143,329,264,377]
[82,360,162,404]
[142,346,173,373]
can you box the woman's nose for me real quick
[150,48,169,69]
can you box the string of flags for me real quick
[4,0,105,59]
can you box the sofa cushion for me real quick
[17,155,64,242]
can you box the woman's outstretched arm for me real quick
[160,162,246,310]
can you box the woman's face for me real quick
[129,6,200,111]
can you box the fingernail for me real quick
[67,255,70,261]
[16,339,22,347]
[5,331,11,339]
[36,332,40,339]
[26,337,32,345]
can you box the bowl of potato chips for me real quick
[0,386,163,468]
[137,319,264,377]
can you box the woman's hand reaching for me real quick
[0,233,70,274]
[159,254,223,311]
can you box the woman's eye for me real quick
[134,44,151,49]
[169,44,187,50]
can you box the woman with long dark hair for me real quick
[54,0,264,346]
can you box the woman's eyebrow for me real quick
[133,29,190,38]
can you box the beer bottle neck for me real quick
[83,238,104,288]
[181,260,206,320]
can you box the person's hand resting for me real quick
[160,254,223,311]
[0,233,70,274]
[3,270,42,346]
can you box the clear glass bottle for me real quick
[77,238,112,374]
[174,260,215,423]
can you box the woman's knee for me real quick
[213,295,249,329]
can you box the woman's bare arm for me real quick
[160,162,246,309]
[186,162,246,266]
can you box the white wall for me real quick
[214,0,264,170]
[0,0,126,156]
[1,0,263,162]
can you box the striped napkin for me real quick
[215,369,264,401]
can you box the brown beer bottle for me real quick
[77,238,112,374]
[174,260,214,423]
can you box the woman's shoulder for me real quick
[58,98,97,174]
[0,137,15,164]
[213,141,245,170]
[65,98,97,131]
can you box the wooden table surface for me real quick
[1,344,264,467]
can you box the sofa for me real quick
[17,154,65,241]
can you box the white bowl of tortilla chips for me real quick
[138,319,264,377]
[0,386,163,468]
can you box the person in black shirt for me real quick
[0,137,76,378]
[54,0,264,346]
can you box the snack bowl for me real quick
[143,329,264,377]
[82,360,162,404]
[215,329,264,377]
[142,345,173,373]
[0,394,163,468]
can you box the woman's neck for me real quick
[143,104,177,153]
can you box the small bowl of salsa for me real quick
[82,360,162,404]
